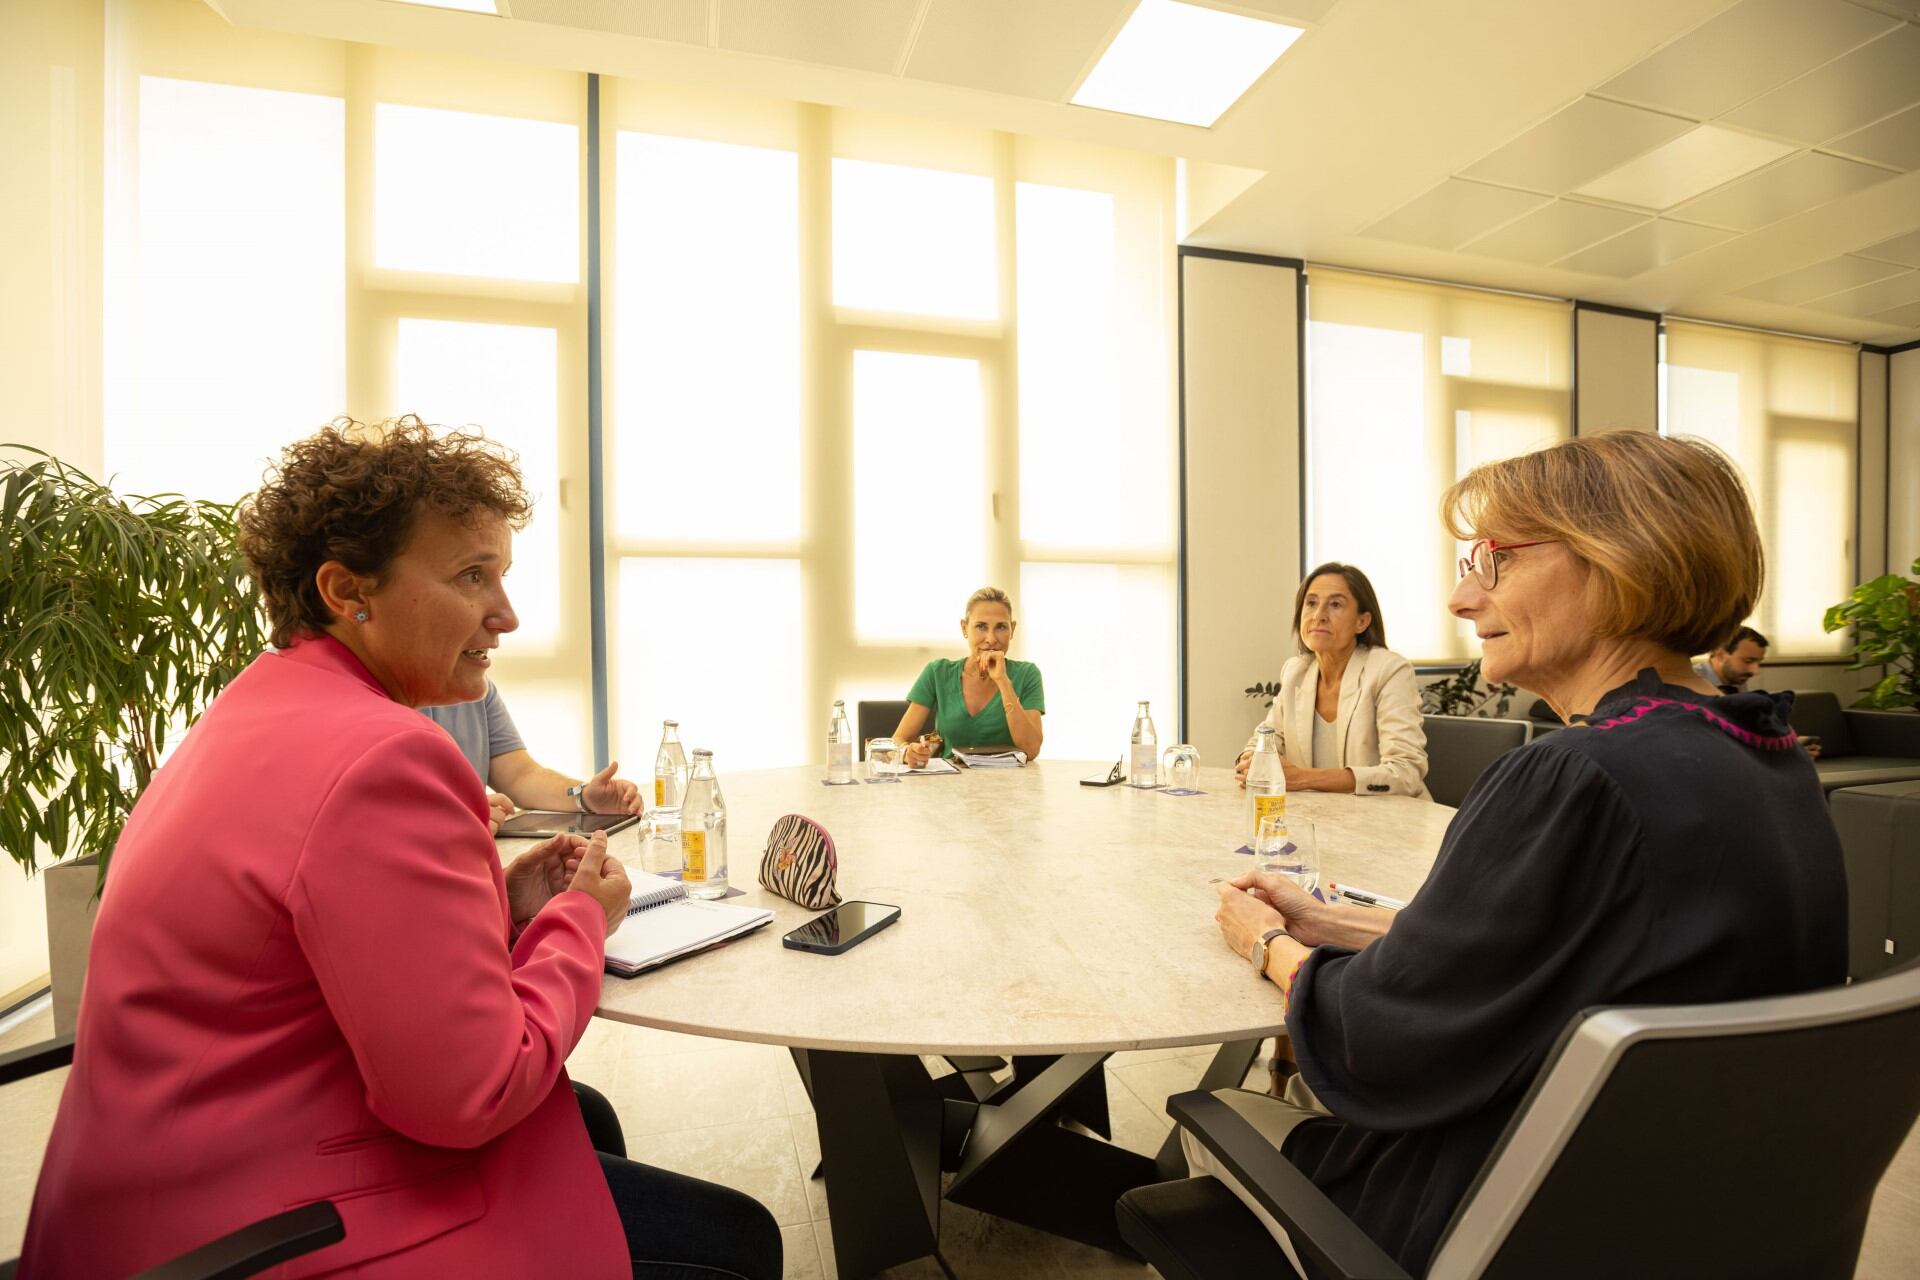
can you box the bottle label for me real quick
[681,829,706,880]
[1253,794,1287,823]
[655,779,665,806]
[829,743,852,769]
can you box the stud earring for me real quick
[353,610,369,623]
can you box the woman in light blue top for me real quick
[897,587,1045,765]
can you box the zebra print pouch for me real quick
[758,813,842,910]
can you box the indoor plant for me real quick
[1824,559,1920,710]
[1,446,265,1027]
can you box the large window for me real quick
[1661,321,1857,656]
[1305,270,1571,662]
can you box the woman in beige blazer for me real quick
[1235,562,1429,799]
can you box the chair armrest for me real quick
[1846,710,1920,759]
[132,1201,344,1280]
[0,1034,74,1086]
[1166,1091,1411,1280]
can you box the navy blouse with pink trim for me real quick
[1281,669,1844,1278]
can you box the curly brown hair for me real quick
[237,417,532,648]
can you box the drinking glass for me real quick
[1162,744,1199,791]
[867,738,903,777]
[1253,815,1317,896]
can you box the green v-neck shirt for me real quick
[906,658,1046,756]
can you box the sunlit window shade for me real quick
[854,350,987,642]
[833,158,997,320]
[107,78,344,501]
[1018,562,1177,760]
[614,133,800,544]
[616,558,805,772]
[1662,321,1856,656]
[1306,270,1570,662]
[1016,182,1172,553]
[374,103,578,282]
[394,318,561,653]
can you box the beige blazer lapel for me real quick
[1333,645,1370,766]
[1284,659,1316,769]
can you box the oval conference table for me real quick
[583,760,1453,1278]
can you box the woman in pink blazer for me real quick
[21,421,780,1279]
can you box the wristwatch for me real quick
[1250,926,1290,978]
[567,783,590,814]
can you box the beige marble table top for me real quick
[563,761,1454,1056]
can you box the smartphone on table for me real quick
[782,901,901,955]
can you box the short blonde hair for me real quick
[1442,432,1763,657]
[962,586,1013,622]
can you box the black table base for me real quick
[793,1039,1264,1278]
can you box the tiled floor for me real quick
[5,1002,1920,1277]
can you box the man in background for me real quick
[1693,625,1768,693]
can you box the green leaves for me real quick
[0,447,269,886]
[1824,567,1920,710]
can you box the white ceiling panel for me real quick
[1803,269,1920,314]
[1594,0,1897,120]
[1572,125,1796,209]
[506,0,707,44]
[1826,103,1920,170]
[907,0,1130,100]
[1720,23,1920,144]
[1731,254,1908,302]
[1555,218,1734,276]
[1460,97,1693,193]
[1360,179,1550,251]
[1461,199,1648,264]
[717,0,922,74]
[1872,298,1920,326]
[1672,150,1896,230]
[1860,227,1920,266]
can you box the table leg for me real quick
[795,1048,951,1280]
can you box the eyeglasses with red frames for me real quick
[1458,538,1554,590]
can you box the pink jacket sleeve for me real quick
[287,724,607,1149]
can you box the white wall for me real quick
[1892,347,1920,577]
[0,0,104,999]
[1178,252,1301,766]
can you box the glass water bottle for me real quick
[679,749,728,899]
[827,700,855,784]
[1130,700,1158,788]
[1244,725,1287,845]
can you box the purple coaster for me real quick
[1233,841,1298,856]
[1160,787,1206,797]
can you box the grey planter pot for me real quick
[44,855,100,1037]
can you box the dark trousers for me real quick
[573,1083,783,1280]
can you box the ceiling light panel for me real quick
[907,0,1133,100]
[1361,179,1550,251]
[1461,97,1693,193]
[1721,24,1920,145]
[1827,103,1920,171]
[1573,125,1796,209]
[1860,228,1920,267]
[1732,255,1908,304]
[719,0,924,74]
[1462,199,1648,265]
[1673,150,1895,231]
[1555,219,1733,277]
[1595,0,1896,120]
[1070,0,1305,128]
[1807,270,1920,316]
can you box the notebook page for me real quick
[626,870,686,914]
[604,898,774,975]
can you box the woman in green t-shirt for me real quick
[897,586,1045,765]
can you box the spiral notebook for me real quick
[603,871,774,977]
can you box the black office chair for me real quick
[0,1033,344,1280]
[856,699,913,761]
[1117,960,1920,1280]
[1421,716,1531,807]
